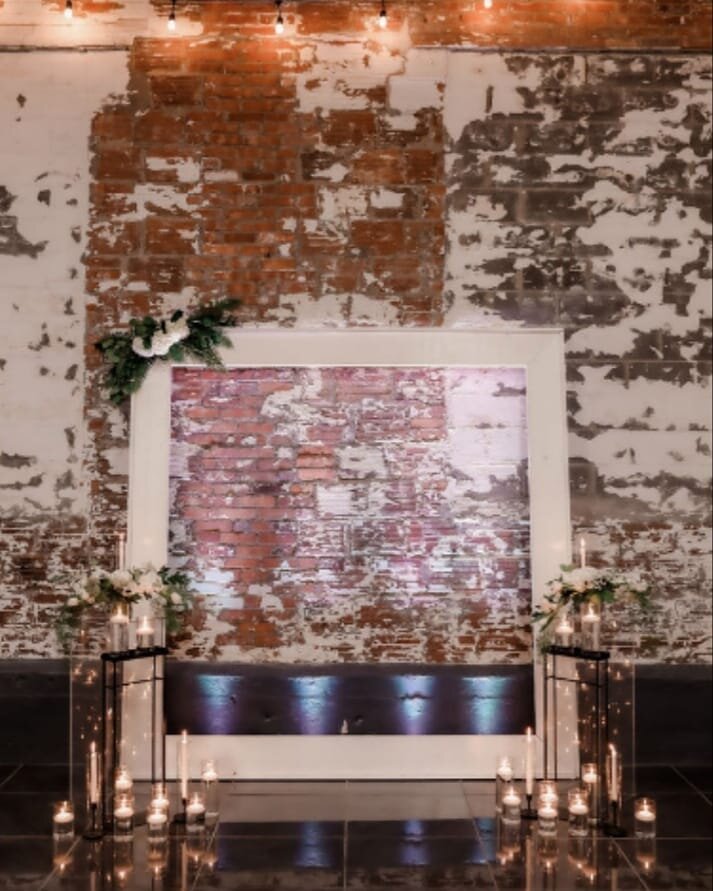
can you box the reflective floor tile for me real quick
[616,838,713,890]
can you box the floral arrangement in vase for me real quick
[56,565,193,648]
[532,564,651,647]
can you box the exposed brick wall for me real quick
[0,1,711,661]
[170,366,530,662]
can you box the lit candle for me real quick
[147,809,168,828]
[201,761,218,784]
[186,794,205,817]
[54,803,74,824]
[497,756,513,782]
[179,730,189,802]
[582,764,598,786]
[110,604,130,651]
[579,536,587,568]
[581,602,601,649]
[555,615,574,647]
[524,726,535,797]
[608,744,619,802]
[636,803,655,822]
[137,615,155,649]
[502,786,521,808]
[151,782,170,812]
[89,742,99,805]
[114,798,134,820]
[116,532,126,571]
[115,766,133,794]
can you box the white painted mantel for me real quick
[126,328,572,780]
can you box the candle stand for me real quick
[101,645,168,831]
[542,644,634,837]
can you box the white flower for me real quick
[132,337,155,358]
[170,591,183,605]
[67,596,80,607]
[80,590,92,602]
[547,580,563,596]
[123,582,141,599]
[164,317,189,345]
[150,332,174,356]
[109,569,133,590]
[136,570,162,595]
[562,566,600,593]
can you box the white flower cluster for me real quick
[132,317,190,359]
[560,566,603,593]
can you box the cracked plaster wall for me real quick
[0,1,711,662]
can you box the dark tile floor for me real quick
[0,766,710,889]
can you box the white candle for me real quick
[538,803,558,819]
[147,810,168,828]
[186,796,205,816]
[502,787,521,808]
[202,765,218,783]
[110,609,129,625]
[89,742,99,804]
[114,803,133,820]
[569,798,589,816]
[54,807,74,824]
[497,757,513,782]
[115,768,132,793]
[137,616,155,648]
[635,805,656,822]
[555,616,574,646]
[579,536,587,568]
[609,744,619,802]
[151,793,170,811]
[582,768,598,785]
[524,726,535,796]
[179,730,189,801]
[117,532,126,571]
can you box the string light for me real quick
[483,0,493,7]
[378,1,387,28]
[274,0,284,35]
[64,0,73,19]
[167,0,177,31]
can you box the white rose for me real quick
[150,333,173,356]
[109,569,133,589]
[132,337,155,358]
[138,570,162,593]
[81,590,91,602]
[547,580,563,596]
[170,592,183,605]
[67,596,80,607]
[164,317,189,345]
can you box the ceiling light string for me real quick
[275,0,285,35]
[64,0,73,19]
[167,0,177,32]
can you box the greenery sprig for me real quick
[96,298,241,405]
[56,565,194,650]
[532,565,652,646]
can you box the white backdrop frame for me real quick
[126,328,573,779]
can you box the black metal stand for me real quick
[101,645,168,831]
[82,802,103,841]
[542,644,626,833]
[521,793,537,820]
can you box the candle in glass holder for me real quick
[136,615,155,649]
[555,615,574,648]
[537,795,559,836]
[114,795,134,839]
[114,765,133,796]
[495,755,514,812]
[634,797,656,838]
[538,779,558,803]
[581,763,599,824]
[606,743,622,825]
[109,603,130,652]
[53,801,75,839]
[501,783,522,824]
[150,781,170,814]
[580,601,601,650]
[186,792,205,830]
[201,759,220,821]
[147,805,169,840]
[568,788,589,837]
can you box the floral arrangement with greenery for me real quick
[56,565,194,648]
[96,298,241,405]
[532,565,651,644]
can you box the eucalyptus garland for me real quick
[96,298,241,405]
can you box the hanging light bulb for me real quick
[167,0,177,31]
[378,1,387,28]
[274,0,284,35]
[64,0,73,19]
[483,0,493,8]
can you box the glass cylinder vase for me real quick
[567,787,589,837]
[201,759,220,822]
[84,743,102,838]
[109,603,131,652]
[580,598,602,651]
